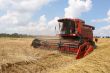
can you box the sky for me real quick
[0,0,110,36]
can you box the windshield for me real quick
[60,20,75,34]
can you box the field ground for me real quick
[0,38,110,73]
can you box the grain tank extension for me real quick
[31,18,96,59]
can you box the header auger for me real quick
[31,18,96,59]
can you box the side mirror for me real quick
[92,27,95,30]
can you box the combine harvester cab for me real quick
[32,18,96,59]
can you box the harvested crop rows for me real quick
[0,38,110,73]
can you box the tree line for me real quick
[94,36,110,38]
[0,33,110,38]
[0,33,35,38]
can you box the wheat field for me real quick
[0,38,110,73]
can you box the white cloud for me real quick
[0,0,51,13]
[0,0,54,34]
[36,0,93,35]
[92,9,110,36]
[64,0,92,18]
[0,0,93,35]
[36,15,47,32]
[11,0,51,13]
[3,14,60,35]
[107,10,110,17]
[4,22,37,35]
[94,25,110,36]
[48,16,60,35]
[36,15,59,35]
[92,9,110,23]
[0,12,31,27]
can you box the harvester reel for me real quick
[31,39,41,48]
[41,40,50,49]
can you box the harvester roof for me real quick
[58,18,95,30]
[84,24,95,30]
[58,18,85,23]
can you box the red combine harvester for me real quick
[32,18,96,59]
